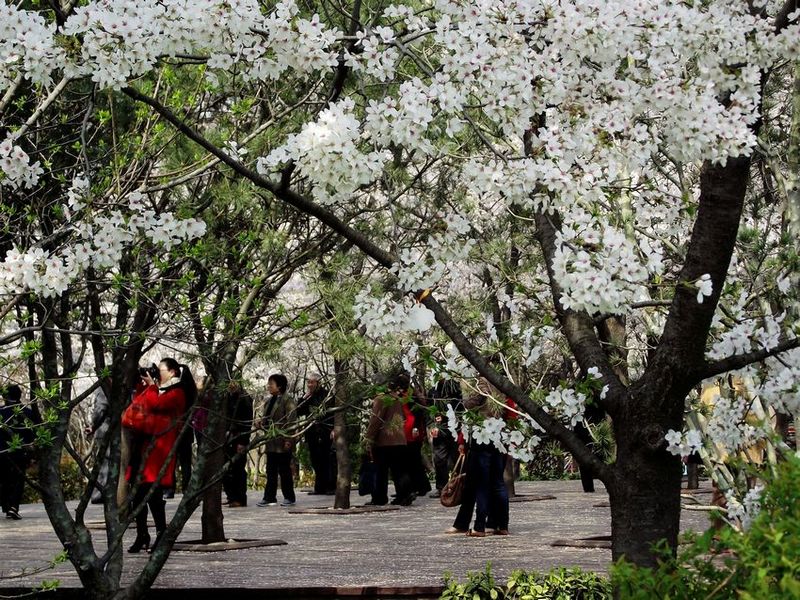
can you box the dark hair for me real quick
[387,371,411,392]
[160,358,198,407]
[268,374,288,395]
[5,385,22,403]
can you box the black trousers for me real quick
[0,452,29,513]
[130,483,167,536]
[175,431,193,492]
[406,441,431,495]
[371,445,413,505]
[223,447,248,504]
[307,430,335,493]
[263,451,295,502]
[432,433,458,491]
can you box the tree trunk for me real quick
[608,413,683,567]
[333,358,352,509]
[200,385,227,543]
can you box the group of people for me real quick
[2,360,516,544]
[360,371,511,536]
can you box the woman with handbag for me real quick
[123,358,196,553]
[447,377,510,537]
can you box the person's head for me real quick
[306,372,322,393]
[267,374,288,396]
[387,370,411,394]
[4,385,22,405]
[159,358,181,384]
[160,358,198,405]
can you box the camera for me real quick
[138,364,159,381]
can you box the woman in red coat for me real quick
[126,358,196,553]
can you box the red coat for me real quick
[127,384,186,487]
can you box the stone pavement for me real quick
[0,480,711,595]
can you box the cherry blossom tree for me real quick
[3,0,800,594]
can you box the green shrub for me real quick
[23,454,86,503]
[612,454,800,599]
[441,565,610,600]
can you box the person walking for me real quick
[297,373,335,495]
[257,374,297,507]
[223,381,253,508]
[0,385,38,520]
[364,371,414,506]
[124,359,196,553]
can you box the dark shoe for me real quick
[257,499,277,507]
[363,500,387,506]
[494,529,510,536]
[429,490,441,498]
[280,499,296,507]
[90,497,103,505]
[391,493,416,506]
[127,533,151,553]
[162,490,175,499]
[307,491,320,495]
[228,500,247,508]
[6,508,21,520]
[148,530,165,553]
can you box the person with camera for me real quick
[124,359,197,553]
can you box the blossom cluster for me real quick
[257,99,390,205]
[665,428,703,458]
[0,138,43,190]
[543,387,589,428]
[59,0,341,89]
[0,4,63,89]
[0,187,206,298]
[353,290,436,336]
[389,212,475,292]
[725,485,763,530]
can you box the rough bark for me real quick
[333,358,352,509]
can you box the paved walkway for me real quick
[0,480,711,594]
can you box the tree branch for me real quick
[697,337,800,381]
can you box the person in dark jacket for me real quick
[257,374,297,507]
[297,372,335,495]
[428,378,462,498]
[0,385,39,520]
[223,381,253,508]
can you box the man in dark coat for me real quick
[427,378,462,498]
[0,385,38,519]
[297,373,335,495]
[223,381,253,507]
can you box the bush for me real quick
[23,453,86,503]
[612,454,800,599]
[441,565,610,600]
